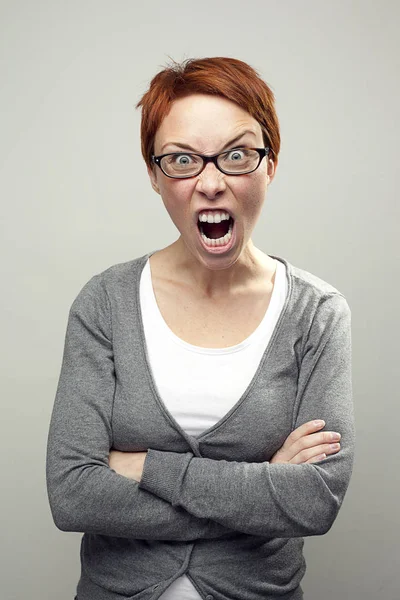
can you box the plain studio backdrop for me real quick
[1,1,398,598]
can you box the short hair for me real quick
[136,57,280,169]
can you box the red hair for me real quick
[136,57,280,168]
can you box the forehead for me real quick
[154,93,262,152]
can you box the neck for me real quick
[156,236,274,299]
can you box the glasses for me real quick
[151,147,270,179]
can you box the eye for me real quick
[220,148,252,163]
[227,149,245,161]
[169,154,194,166]
[176,154,192,165]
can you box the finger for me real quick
[291,442,341,464]
[291,430,341,456]
[282,420,326,449]
[306,453,326,464]
[279,421,328,461]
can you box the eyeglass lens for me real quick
[160,148,261,177]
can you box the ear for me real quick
[147,164,161,195]
[266,157,276,185]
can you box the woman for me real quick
[46,57,355,600]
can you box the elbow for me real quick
[47,476,84,533]
[52,507,79,533]
[46,463,114,535]
[300,465,348,536]
[306,496,341,536]
[48,495,80,533]
[46,463,98,533]
[268,462,347,538]
[53,515,73,533]
[268,459,354,538]
[311,518,335,537]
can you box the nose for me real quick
[195,162,226,200]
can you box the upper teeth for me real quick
[198,211,230,223]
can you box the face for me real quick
[147,93,276,271]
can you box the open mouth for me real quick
[197,211,234,247]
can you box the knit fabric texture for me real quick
[46,252,355,600]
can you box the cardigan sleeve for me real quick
[46,274,235,541]
[139,292,355,538]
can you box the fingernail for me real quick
[314,420,325,426]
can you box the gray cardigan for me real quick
[46,252,355,600]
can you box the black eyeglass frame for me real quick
[151,147,271,179]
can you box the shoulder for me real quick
[286,259,344,297]
[275,255,351,325]
[98,253,150,283]
[70,253,151,311]
[272,258,352,363]
[279,255,347,296]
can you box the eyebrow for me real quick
[160,130,258,154]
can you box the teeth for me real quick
[198,211,230,223]
[201,221,233,247]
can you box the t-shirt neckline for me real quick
[143,258,284,355]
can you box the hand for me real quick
[270,420,341,464]
[108,450,148,482]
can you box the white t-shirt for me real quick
[139,257,287,599]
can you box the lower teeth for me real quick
[201,222,233,247]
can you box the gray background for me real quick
[1,0,398,598]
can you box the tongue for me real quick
[202,221,228,239]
